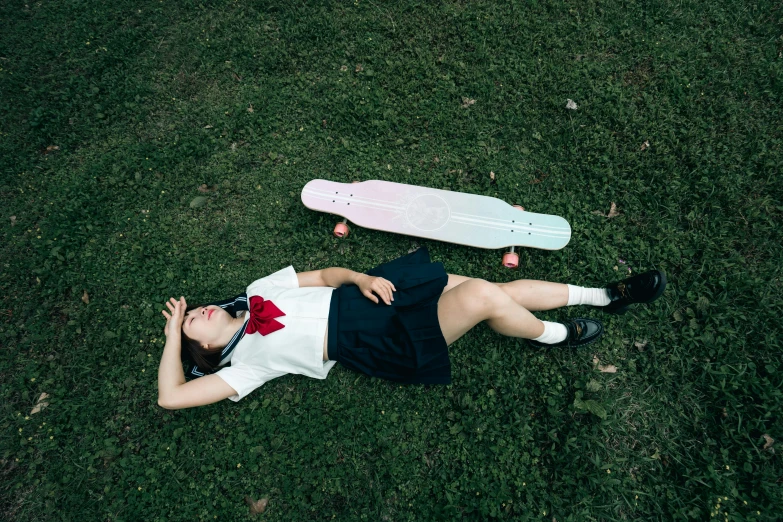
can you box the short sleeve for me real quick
[215,363,284,402]
[247,266,298,295]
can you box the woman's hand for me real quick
[356,275,396,305]
[162,296,187,339]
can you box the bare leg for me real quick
[437,279,545,346]
[496,279,568,311]
[442,274,568,312]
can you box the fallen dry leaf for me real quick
[592,202,620,218]
[355,64,363,72]
[634,340,648,351]
[247,104,254,113]
[198,184,217,193]
[30,393,50,415]
[204,124,213,129]
[489,171,495,181]
[529,171,549,184]
[42,145,60,154]
[641,140,650,151]
[10,216,16,226]
[244,496,269,515]
[81,291,90,305]
[592,356,617,373]
[565,99,578,110]
[762,434,774,451]
[461,97,476,108]
[340,65,348,72]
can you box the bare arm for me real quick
[297,268,396,305]
[296,268,361,288]
[158,297,237,410]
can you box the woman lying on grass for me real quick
[158,248,666,410]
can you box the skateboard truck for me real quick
[333,181,360,238]
[501,205,525,268]
[502,246,519,268]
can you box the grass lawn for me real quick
[1,0,781,520]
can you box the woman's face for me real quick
[182,305,233,350]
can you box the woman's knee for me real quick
[461,279,507,315]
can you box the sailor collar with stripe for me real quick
[187,293,248,378]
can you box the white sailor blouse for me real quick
[187,266,336,402]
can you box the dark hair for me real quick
[180,304,222,375]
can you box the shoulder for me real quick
[216,362,287,402]
[247,266,299,293]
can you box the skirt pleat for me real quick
[327,248,451,384]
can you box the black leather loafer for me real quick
[602,269,667,315]
[528,318,604,348]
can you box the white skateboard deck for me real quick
[302,179,571,250]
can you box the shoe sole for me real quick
[605,305,629,315]
[647,270,667,302]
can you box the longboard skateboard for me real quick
[301,179,571,267]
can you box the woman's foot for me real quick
[602,269,667,315]
[528,318,603,348]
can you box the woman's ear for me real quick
[201,344,209,350]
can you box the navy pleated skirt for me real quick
[327,247,451,385]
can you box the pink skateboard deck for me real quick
[302,180,571,262]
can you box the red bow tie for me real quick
[245,295,286,336]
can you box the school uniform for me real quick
[327,247,451,385]
[186,248,451,401]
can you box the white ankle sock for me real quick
[566,285,611,307]
[532,321,568,344]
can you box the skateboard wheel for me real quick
[333,222,350,238]
[502,252,519,268]
[513,205,525,211]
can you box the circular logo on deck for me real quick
[405,194,451,231]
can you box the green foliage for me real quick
[1,0,781,520]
